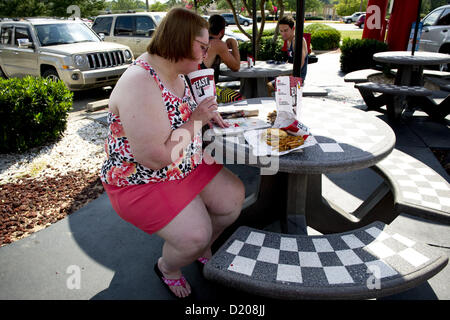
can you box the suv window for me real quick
[92,17,113,36]
[35,23,99,46]
[135,16,155,36]
[0,26,13,45]
[423,9,444,26]
[114,16,133,36]
[437,8,450,25]
[14,27,31,46]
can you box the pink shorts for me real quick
[102,162,223,235]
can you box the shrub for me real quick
[340,38,389,73]
[0,76,73,153]
[304,23,335,35]
[310,29,341,50]
[239,36,285,61]
[304,23,341,51]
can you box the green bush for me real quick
[311,29,341,50]
[304,23,335,35]
[239,36,284,61]
[304,23,341,50]
[0,76,73,153]
[340,38,389,73]
[241,28,275,38]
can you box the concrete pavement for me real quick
[0,51,449,301]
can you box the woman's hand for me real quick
[209,112,229,129]
[190,96,218,126]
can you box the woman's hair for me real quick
[278,15,295,29]
[147,8,209,62]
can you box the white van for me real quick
[92,13,159,58]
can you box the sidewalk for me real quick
[0,51,449,300]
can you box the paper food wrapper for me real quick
[274,76,310,138]
[187,68,216,104]
[244,129,315,157]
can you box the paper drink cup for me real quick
[187,68,216,104]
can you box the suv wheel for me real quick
[243,21,249,26]
[43,69,60,82]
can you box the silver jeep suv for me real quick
[0,18,134,90]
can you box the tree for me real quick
[150,1,169,11]
[110,0,144,11]
[421,0,449,15]
[0,0,47,17]
[0,0,106,18]
[49,0,106,17]
[221,0,268,58]
[335,0,368,16]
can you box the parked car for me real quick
[0,18,133,90]
[221,13,253,26]
[223,30,249,43]
[419,4,450,63]
[151,11,167,25]
[342,12,365,24]
[92,12,158,57]
[355,14,366,28]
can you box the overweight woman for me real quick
[100,8,244,299]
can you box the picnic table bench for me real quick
[204,221,448,299]
[372,149,450,224]
[354,82,439,121]
[344,69,383,84]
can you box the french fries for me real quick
[265,130,304,152]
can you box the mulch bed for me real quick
[0,170,104,247]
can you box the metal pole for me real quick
[293,0,305,77]
[411,0,422,56]
[252,0,257,59]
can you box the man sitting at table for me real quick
[199,14,244,103]
[267,15,309,97]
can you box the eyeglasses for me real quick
[195,39,210,56]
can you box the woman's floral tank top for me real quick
[100,59,203,187]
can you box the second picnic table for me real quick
[219,60,293,98]
[356,51,450,121]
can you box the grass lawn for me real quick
[339,30,363,40]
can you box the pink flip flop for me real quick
[153,263,190,299]
[197,257,209,265]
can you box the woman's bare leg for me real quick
[199,167,245,259]
[155,195,212,298]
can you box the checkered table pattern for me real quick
[375,149,450,216]
[356,83,432,96]
[224,98,392,155]
[204,221,448,299]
